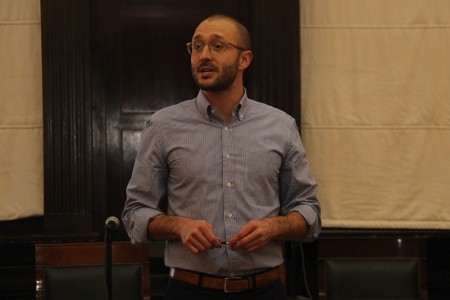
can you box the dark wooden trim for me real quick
[0,217,43,242]
[320,228,450,238]
[248,0,301,125]
[41,0,96,236]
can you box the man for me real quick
[122,14,321,300]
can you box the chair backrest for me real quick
[318,237,428,300]
[35,242,150,300]
[325,259,419,299]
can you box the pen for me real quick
[221,241,229,245]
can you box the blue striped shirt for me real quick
[122,90,321,276]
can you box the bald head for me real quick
[200,14,251,50]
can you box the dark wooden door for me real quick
[90,0,301,240]
[90,2,300,297]
[42,0,299,238]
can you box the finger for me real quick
[232,226,271,251]
[229,231,256,250]
[182,231,209,252]
[228,222,258,247]
[235,232,261,249]
[197,228,223,249]
[185,240,202,254]
[211,236,223,248]
[189,236,208,251]
[193,232,216,249]
[197,223,223,248]
[228,227,252,247]
[196,229,221,249]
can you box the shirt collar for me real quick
[196,89,250,122]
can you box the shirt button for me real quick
[225,153,230,159]
[227,212,233,218]
[226,182,232,187]
[224,126,228,131]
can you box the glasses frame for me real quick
[186,39,247,55]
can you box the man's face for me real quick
[190,19,242,92]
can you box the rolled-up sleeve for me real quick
[279,118,321,242]
[122,118,167,244]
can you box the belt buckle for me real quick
[223,276,243,293]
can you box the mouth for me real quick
[197,63,217,76]
[200,67,215,73]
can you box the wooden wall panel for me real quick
[96,0,301,241]
[37,0,302,239]
[41,0,95,235]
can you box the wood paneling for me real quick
[93,0,301,241]
[41,0,94,235]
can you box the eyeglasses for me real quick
[186,39,247,55]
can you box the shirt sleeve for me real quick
[279,117,321,242]
[122,117,168,244]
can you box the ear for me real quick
[238,50,253,70]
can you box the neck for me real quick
[202,84,244,121]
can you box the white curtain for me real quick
[0,0,43,220]
[2,0,450,227]
[300,0,450,229]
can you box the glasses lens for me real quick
[192,42,204,54]
[210,41,227,53]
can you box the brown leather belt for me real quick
[170,266,281,293]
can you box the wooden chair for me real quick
[318,236,428,300]
[35,242,150,300]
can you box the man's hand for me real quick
[148,215,222,254]
[227,219,274,252]
[178,219,222,254]
[227,212,308,252]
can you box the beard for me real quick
[192,59,239,92]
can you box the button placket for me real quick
[222,123,237,244]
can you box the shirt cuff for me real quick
[296,205,321,242]
[125,207,162,244]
